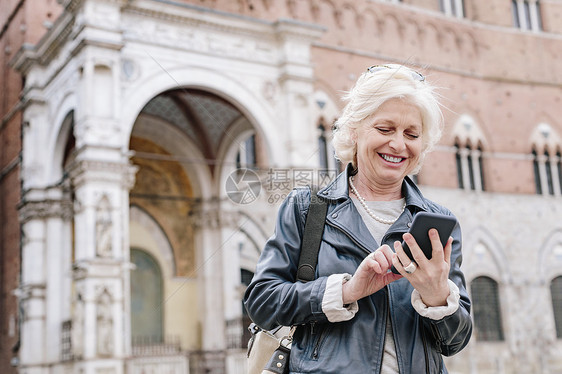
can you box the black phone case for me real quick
[391,212,457,274]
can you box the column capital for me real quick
[13,284,47,301]
[188,202,240,229]
[67,159,138,190]
[72,258,133,281]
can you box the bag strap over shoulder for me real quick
[296,186,328,283]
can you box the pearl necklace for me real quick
[348,176,406,225]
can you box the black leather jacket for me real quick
[244,166,472,373]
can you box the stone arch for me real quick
[462,225,510,284]
[403,17,423,52]
[361,8,382,37]
[452,114,488,150]
[47,93,78,185]
[128,131,197,277]
[312,89,340,125]
[459,30,478,59]
[236,212,270,271]
[529,122,561,156]
[129,205,176,278]
[441,25,459,59]
[381,12,404,41]
[422,22,442,58]
[316,0,339,30]
[537,229,562,285]
[215,119,261,205]
[131,113,209,200]
[339,2,360,31]
[120,66,279,179]
[215,115,256,164]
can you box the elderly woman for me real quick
[244,64,472,373]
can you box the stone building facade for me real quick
[0,1,63,373]
[1,0,562,373]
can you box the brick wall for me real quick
[0,1,62,372]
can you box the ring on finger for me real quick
[404,261,417,274]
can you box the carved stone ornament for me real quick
[188,204,240,230]
[67,159,139,190]
[72,293,84,359]
[96,288,114,356]
[95,195,113,257]
[18,198,73,223]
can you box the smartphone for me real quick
[391,212,457,274]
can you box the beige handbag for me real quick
[247,324,294,374]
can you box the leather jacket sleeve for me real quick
[420,220,473,356]
[243,188,330,330]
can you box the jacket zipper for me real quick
[311,325,331,360]
[326,220,407,372]
[380,290,390,374]
[325,221,372,255]
[326,212,412,254]
[420,318,430,373]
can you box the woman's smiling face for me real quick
[354,98,423,188]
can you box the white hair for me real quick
[332,64,443,174]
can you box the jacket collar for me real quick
[318,163,429,212]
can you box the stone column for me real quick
[68,159,137,374]
[17,189,73,374]
[459,147,471,190]
[516,0,529,30]
[470,148,482,192]
[550,155,561,196]
[189,199,227,353]
[453,0,464,17]
[442,0,452,16]
[528,0,540,32]
[275,19,324,168]
[537,153,549,196]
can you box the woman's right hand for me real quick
[342,244,403,305]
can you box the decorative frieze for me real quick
[72,258,130,280]
[13,283,47,301]
[121,15,278,65]
[187,204,241,230]
[18,198,73,223]
[67,159,138,190]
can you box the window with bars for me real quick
[440,0,465,18]
[512,0,542,31]
[532,148,562,196]
[236,134,257,169]
[551,276,562,339]
[471,276,504,341]
[533,149,542,194]
[455,142,485,191]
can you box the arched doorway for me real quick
[128,88,265,360]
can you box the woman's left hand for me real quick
[392,229,452,307]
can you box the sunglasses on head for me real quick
[366,65,425,82]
